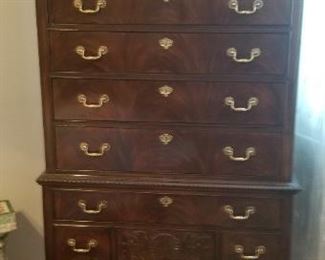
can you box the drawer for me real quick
[53,190,282,229]
[53,226,111,260]
[50,32,289,76]
[55,126,283,180]
[50,0,291,26]
[53,79,286,126]
[117,228,216,260]
[222,231,283,260]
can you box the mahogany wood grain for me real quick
[50,32,289,75]
[53,190,282,229]
[222,231,283,260]
[55,126,283,181]
[53,79,286,126]
[49,0,291,26]
[117,228,217,260]
[35,0,304,256]
[53,225,111,259]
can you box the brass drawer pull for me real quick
[159,196,174,207]
[73,0,107,14]
[223,146,256,162]
[227,48,261,63]
[228,0,264,15]
[224,97,259,112]
[224,205,256,220]
[234,245,266,259]
[67,238,98,253]
[158,85,174,97]
[159,37,174,50]
[75,45,108,60]
[80,142,110,157]
[159,133,174,145]
[78,200,108,214]
[78,94,110,108]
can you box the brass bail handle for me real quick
[228,0,264,15]
[80,142,111,157]
[223,146,256,162]
[73,0,107,14]
[78,94,110,108]
[78,200,108,214]
[227,48,261,63]
[75,45,108,60]
[67,238,98,253]
[234,245,266,259]
[224,97,259,112]
[224,205,256,220]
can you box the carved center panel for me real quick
[118,229,217,260]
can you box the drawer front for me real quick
[50,32,288,76]
[53,190,281,228]
[56,126,283,180]
[53,79,286,126]
[117,228,216,260]
[50,0,291,26]
[54,226,111,260]
[222,232,283,260]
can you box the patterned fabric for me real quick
[0,201,16,234]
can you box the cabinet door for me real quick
[117,228,218,260]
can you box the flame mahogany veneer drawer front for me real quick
[53,190,282,229]
[53,226,111,260]
[50,0,292,25]
[53,79,286,126]
[50,32,289,75]
[55,126,283,180]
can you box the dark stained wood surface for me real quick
[117,228,217,260]
[54,225,111,259]
[222,231,283,260]
[35,0,303,257]
[55,126,283,180]
[50,32,289,75]
[49,0,291,26]
[40,185,296,260]
[53,79,286,126]
[53,189,282,229]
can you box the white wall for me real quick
[0,0,45,259]
[293,0,325,259]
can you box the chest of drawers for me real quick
[36,0,303,259]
